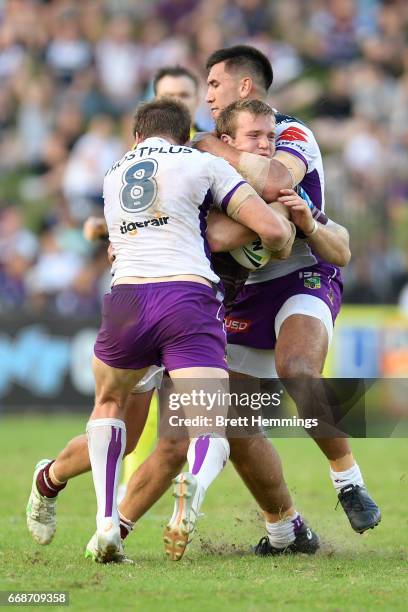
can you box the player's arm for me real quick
[222,183,294,252]
[278,189,351,267]
[83,216,109,241]
[308,221,351,267]
[194,134,302,201]
[83,216,116,263]
[206,201,289,253]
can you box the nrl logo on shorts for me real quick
[300,271,321,289]
[304,276,321,289]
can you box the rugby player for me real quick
[197,45,380,540]
[153,66,203,138]
[27,98,294,562]
[117,66,204,498]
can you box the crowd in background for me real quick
[1,0,408,315]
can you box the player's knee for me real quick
[229,435,265,464]
[157,438,188,470]
[276,355,319,379]
[91,397,123,419]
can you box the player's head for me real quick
[153,66,200,119]
[132,99,191,145]
[216,99,275,158]
[206,45,273,119]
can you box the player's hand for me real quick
[269,221,296,260]
[277,189,315,235]
[107,243,115,264]
[83,216,108,241]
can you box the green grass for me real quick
[0,416,406,611]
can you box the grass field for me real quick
[0,415,406,611]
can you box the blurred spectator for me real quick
[0,207,38,312]
[62,114,123,221]
[16,77,53,166]
[0,206,38,264]
[307,0,370,65]
[94,13,143,114]
[25,228,84,311]
[45,8,93,86]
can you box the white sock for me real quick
[330,462,364,492]
[87,418,126,531]
[187,434,229,512]
[266,512,303,548]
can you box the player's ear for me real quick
[239,77,252,98]
[220,133,234,146]
[134,131,141,146]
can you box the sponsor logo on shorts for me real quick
[120,215,169,236]
[225,316,251,333]
[299,271,321,289]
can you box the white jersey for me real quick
[247,113,326,284]
[104,137,246,284]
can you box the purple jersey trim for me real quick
[199,188,213,263]
[276,145,308,170]
[300,168,322,210]
[220,180,247,213]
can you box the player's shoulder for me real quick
[104,149,137,179]
[199,150,235,173]
[274,111,316,142]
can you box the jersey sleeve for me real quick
[206,154,248,213]
[275,120,320,171]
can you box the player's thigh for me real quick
[275,311,329,377]
[92,355,149,404]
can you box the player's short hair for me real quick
[206,45,273,92]
[153,66,199,94]
[215,99,274,138]
[132,99,191,144]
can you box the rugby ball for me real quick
[230,238,271,270]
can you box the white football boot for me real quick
[163,472,204,561]
[26,459,57,545]
[85,519,131,564]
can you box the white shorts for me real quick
[131,366,164,394]
[227,294,333,378]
